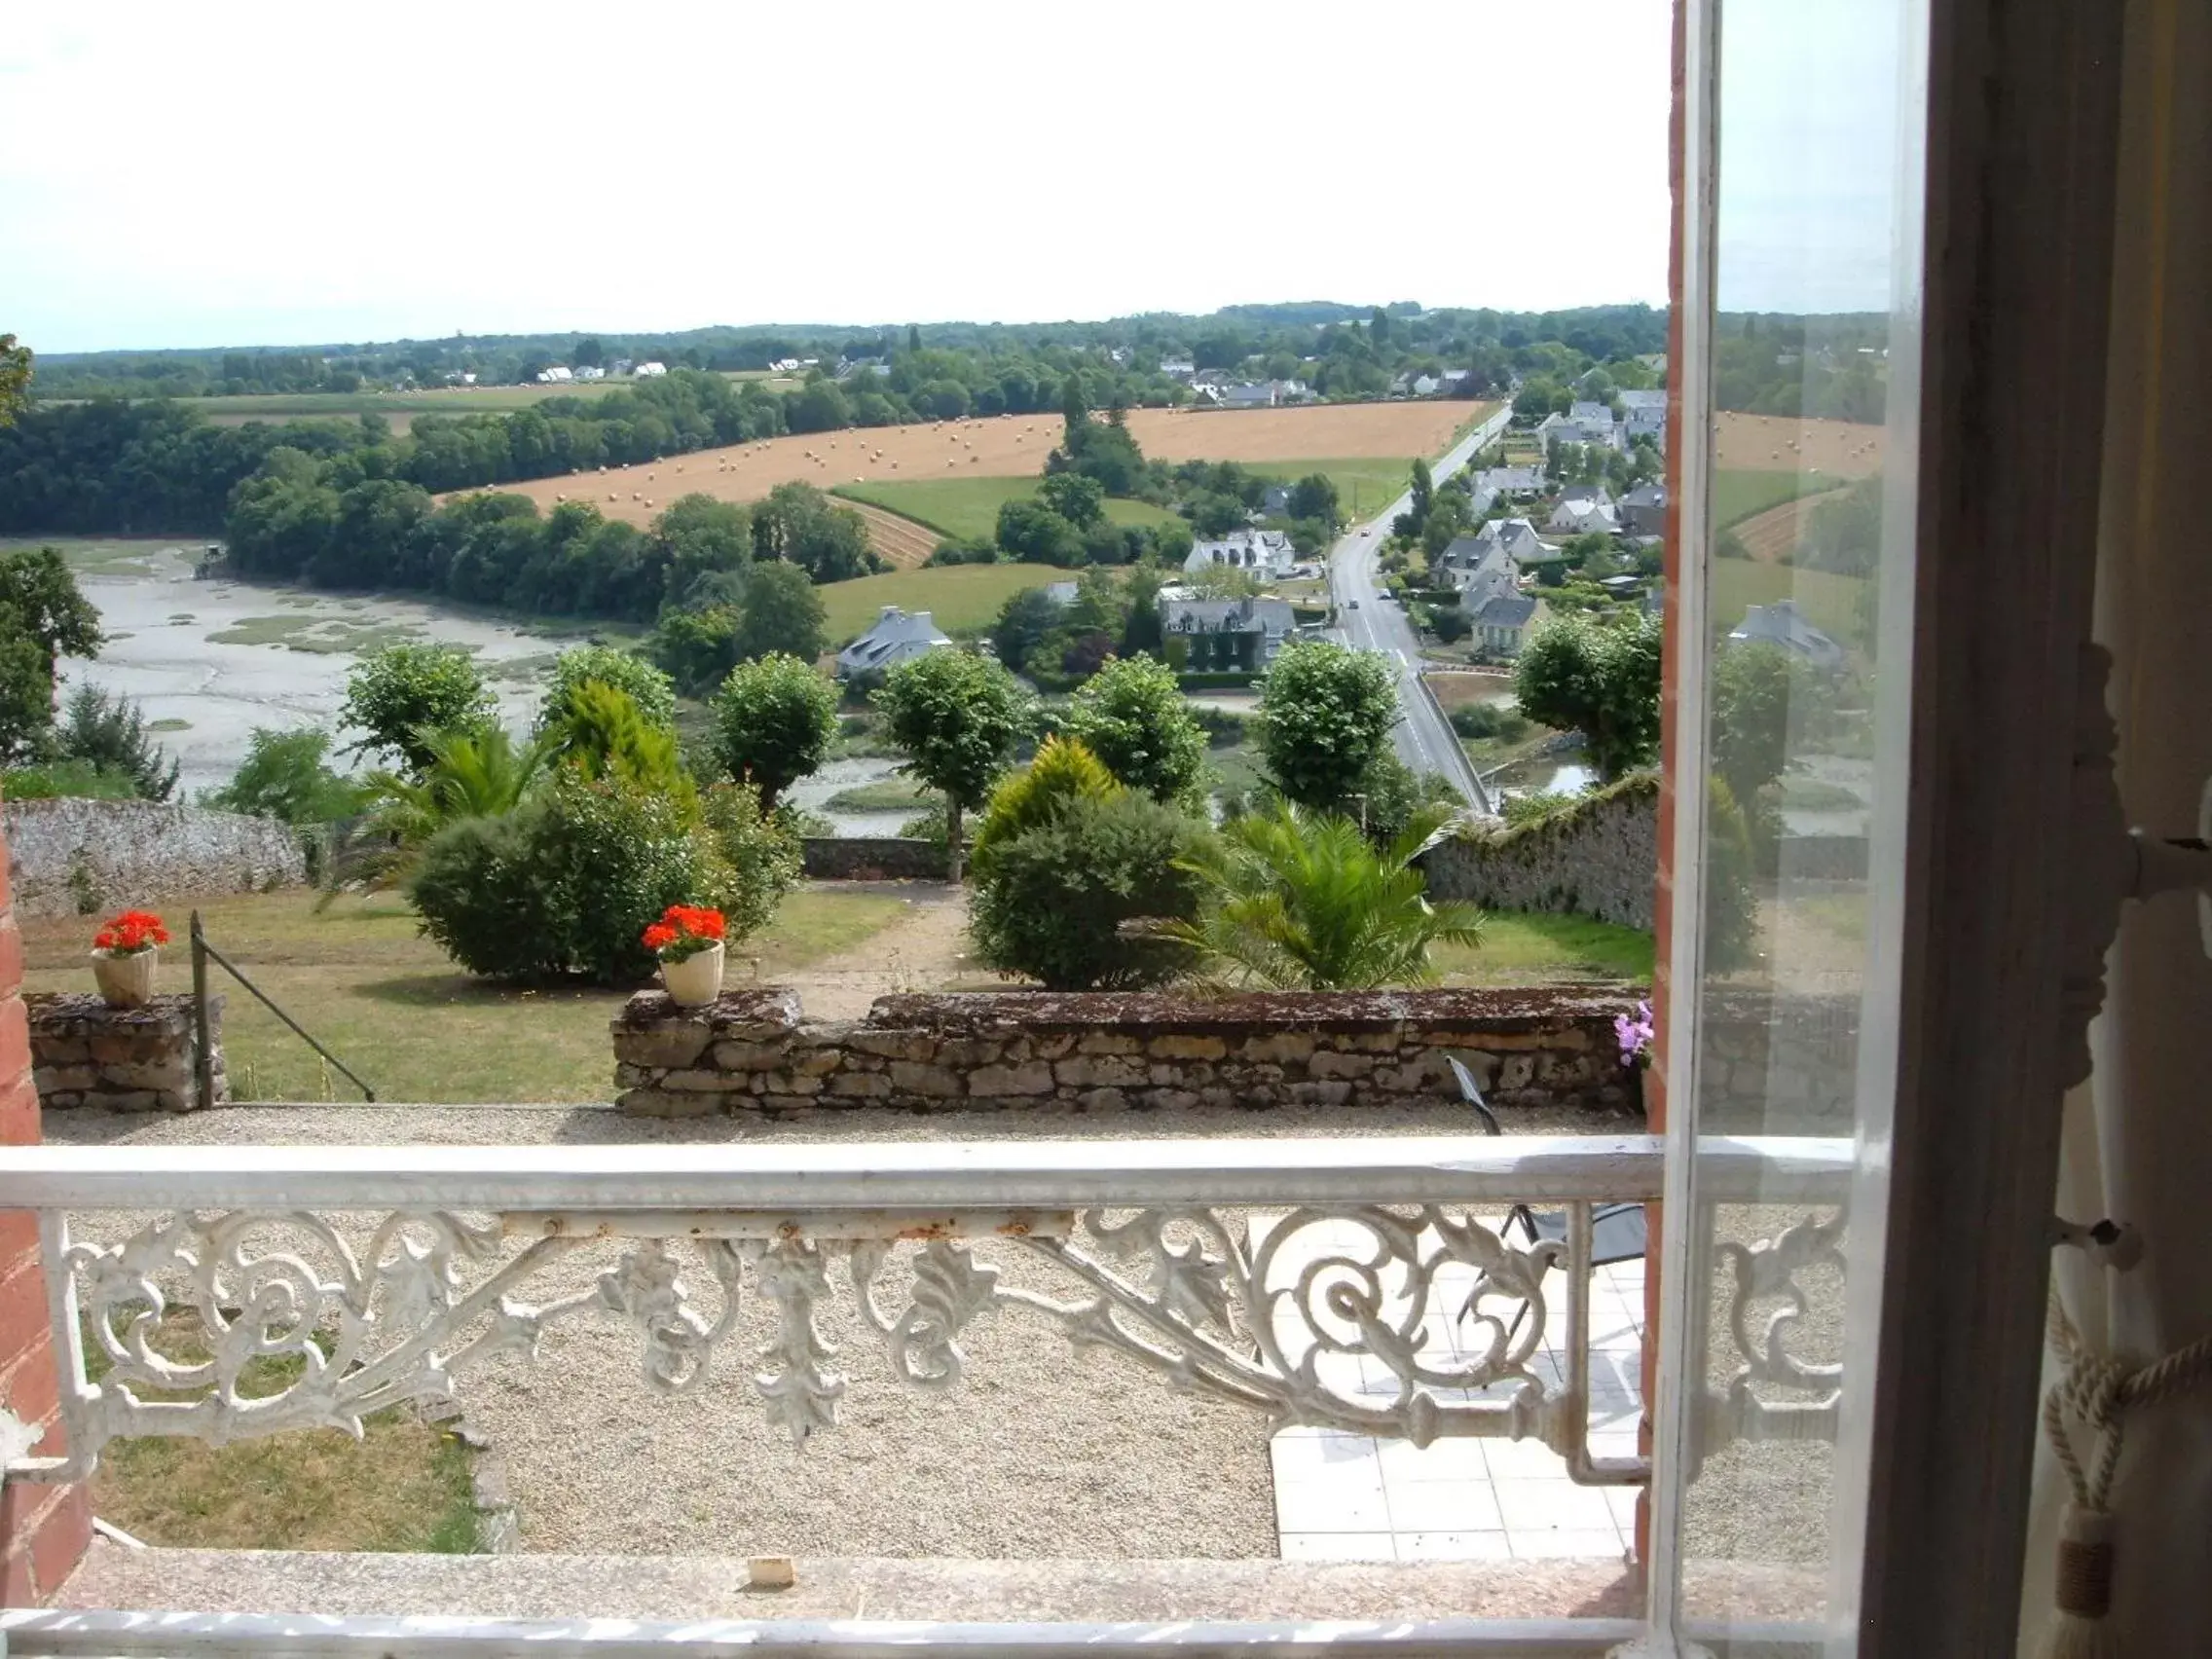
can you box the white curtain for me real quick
[2019,0,2212,1648]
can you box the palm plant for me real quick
[1167,801,1485,990]
[325,724,554,899]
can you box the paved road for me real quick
[1326,409,1510,814]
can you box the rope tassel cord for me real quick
[2038,1298,2212,1659]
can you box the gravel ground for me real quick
[46,1099,1627,1560]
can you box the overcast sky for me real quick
[2,1,1907,356]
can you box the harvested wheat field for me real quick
[463,404,1489,529]
[1714,412,1886,477]
[1731,489,1848,561]
[843,500,940,568]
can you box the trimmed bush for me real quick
[968,793,1209,990]
[970,735,1120,877]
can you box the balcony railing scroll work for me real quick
[0,1135,1850,1508]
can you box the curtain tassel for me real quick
[2040,1504,2118,1659]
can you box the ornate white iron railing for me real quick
[0,1135,1851,1501]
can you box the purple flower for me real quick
[1615,1001,1655,1068]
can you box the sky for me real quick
[0,0,1674,354]
[2,1,1914,357]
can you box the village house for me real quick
[1538,405,1625,454]
[1619,387,1668,447]
[1259,482,1295,517]
[535,365,573,385]
[836,607,952,679]
[1158,357,1196,381]
[1451,516,1552,571]
[1467,465,1548,515]
[1727,598,1846,670]
[1158,594,1297,671]
[635,361,668,378]
[1619,481,1669,536]
[1184,528,1297,580]
[1548,485,1622,536]
[1466,590,1546,657]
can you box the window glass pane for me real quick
[1667,0,1928,1644]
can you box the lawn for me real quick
[817,564,1068,643]
[1713,467,1833,531]
[1433,912,1654,985]
[824,778,931,813]
[1237,458,1419,526]
[1709,557,1868,645]
[832,478,1177,544]
[18,887,907,1104]
[86,1333,485,1552]
[0,535,186,577]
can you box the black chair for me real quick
[1448,1055,1647,1336]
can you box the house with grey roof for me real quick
[1538,405,1626,453]
[1548,495,1622,535]
[1618,388,1668,447]
[1467,465,1547,515]
[1158,595,1297,671]
[836,607,952,679]
[1619,482,1668,536]
[1727,599,1846,670]
[1460,516,1552,569]
[1184,528,1296,579]
[1467,591,1545,657]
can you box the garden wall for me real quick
[2,799,305,917]
[613,985,1646,1119]
[1419,777,1658,931]
[798,837,948,882]
[26,992,228,1113]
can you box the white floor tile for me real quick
[1274,1477,1390,1532]
[1384,1479,1505,1532]
[1604,1486,1643,1531]
[1481,1436,1567,1478]
[1507,1527,1628,1560]
[1280,1532,1396,1562]
[1491,1477,1621,1532]
[1270,1432,1380,1481]
[1396,1530,1512,1562]
[1376,1436,1489,1485]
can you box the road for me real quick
[1326,407,1510,815]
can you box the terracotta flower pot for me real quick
[92,947,159,1009]
[659,940,725,1009]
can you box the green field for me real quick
[819,564,1068,642]
[1714,467,1834,530]
[53,372,796,428]
[1433,913,1654,985]
[832,478,1177,543]
[1238,459,1419,525]
[1710,557,1869,644]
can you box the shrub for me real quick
[698,781,802,942]
[341,645,497,772]
[535,647,677,734]
[409,773,737,983]
[203,726,364,825]
[1064,655,1206,804]
[970,735,1122,876]
[968,793,1209,990]
[1,758,140,801]
[1704,777,1761,973]
[55,685,178,801]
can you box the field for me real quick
[1235,458,1422,525]
[832,477,1179,544]
[1713,467,1836,530]
[840,501,940,568]
[1713,412,1885,476]
[18,889,908,1104]
[817,563,1068,642]
[470,403,1491,529]
[1710,556,1868,644]
[1727,488,1847,561]
[78,374,801,434]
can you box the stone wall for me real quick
[1419,776,1658,931]
[799,837,948,881]
[613,986,1645,1119]
[3,799,305,917]
[26,993,228,1113]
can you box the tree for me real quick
[0,546,102,763]
[535,646,677,734]
[1408,458,1434,529]
[712,652,837,810]
[1254,641,1400,812]
[991,587,1063,675]
[994,498,1084,566]
[649,605,744,697]
[1288,473,1341,532]
[907,324,923,354]
[1167,801,1484,990]
[339,644,498,772]
[750,483,870,583]
[203,726,363,825]
[1513,611,1664,782]
[873,650,1032,881]
[53,684,178,800]
[1065,653,1207,803]
[1038,472,1106,529]
[734,559,829,662]
[572,337,604,369]
[0,335,31,426]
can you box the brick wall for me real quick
[26,993,227,1113]
[0,808,92,1604]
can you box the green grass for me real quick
[1778,777,1864,811]
[832,478,1177,543]
[817,565,1068,643]
[0,535,191,577]
[83,1327,485,1553]
[204,614,428,654]
[1237,459,1419,525]
[1433,912,1654,985]
[1709,558,1869,645]
[1714,468,1834,530]
[824,778,931,813]
[19,887,907,1104]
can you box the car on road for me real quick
[1348,600,1360,609]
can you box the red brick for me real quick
[0,1545,34,1608]
[0,931,21,1014]
[0,1260,48,1369]
[0,1214,37,1280]
[0,999,27,1095]
[28,1485,88,1599]
[0,1083,37,1151]
[0,1346,62,1457]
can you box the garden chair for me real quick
[1447,1055,1647,1337]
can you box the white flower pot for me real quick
[92,947,160,1009]
[659,941,725,1008]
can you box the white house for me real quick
[836,607,952,679]
[635,361,668,378]
[1184,528,1297,580]
[1159,357,1196,381]
[1549,498,1622,535]
[1456,516,1552,570]
[1466,591,1545,657]
[1158,595,1298,670]
[574,365,607,383]
[535,366,573,385]
[1467,466,1548,515]
[1618,388,1668,446]
[1538,405,1625,453]
[1727,599,1846,670]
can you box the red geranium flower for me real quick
[93,910,169,955]
[641,904,725,964]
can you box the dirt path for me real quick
[774,881,985,1017]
